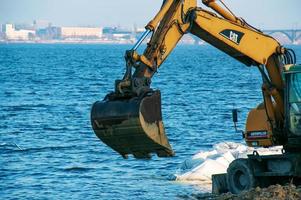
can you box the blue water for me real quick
[1,44,301,199]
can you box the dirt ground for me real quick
[186,184,301,200]
[215,184,301,200]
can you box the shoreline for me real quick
[0,40,299,46]
[0,39,136,45]
[0,40,301,46]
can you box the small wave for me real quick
[10,106,35,111]
[2,104,51,112]
[24,145,76,152]
[1,145,77,153]
[63,166,92,172]
[0,142,23,150]
[43,126,71,131]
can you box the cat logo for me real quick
[229,31,238,43]
[220,29,244,45]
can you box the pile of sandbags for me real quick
[175,142,283,192]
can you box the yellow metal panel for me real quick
[245,108,271,132]
[192,10,280,65]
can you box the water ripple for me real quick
[0,44,300,200]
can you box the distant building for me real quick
[36,26,61,40]
[0,24,3,40]
[14,23,34,31]
[33,20,51,30]
[59,27,102,39]
[102,27,133,40]
[4,24,35,40]
[103,27,131,35]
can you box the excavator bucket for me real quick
[91,90,174,159]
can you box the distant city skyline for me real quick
[1,0,300,30]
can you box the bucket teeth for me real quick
[156,149,175,157]
[91,90,174,158]
[133,152,152,159]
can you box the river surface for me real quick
[1,44,300,199]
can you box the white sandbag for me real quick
[176,159,227,181]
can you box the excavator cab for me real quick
[285,65,301,137]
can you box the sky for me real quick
[0,0,300,30]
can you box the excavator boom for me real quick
[91,0,293,158]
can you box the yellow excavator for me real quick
[91,0,300,194]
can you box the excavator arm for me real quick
[91,0,290,158]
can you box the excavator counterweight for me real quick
[91,90,174,158]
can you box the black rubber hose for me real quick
[283,54,288,64]
[285,51,292,64]
[284,52,289,64]
[288,49,296,64]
